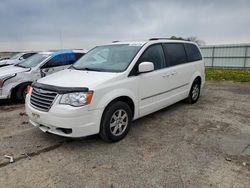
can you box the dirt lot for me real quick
[0,81,249,188]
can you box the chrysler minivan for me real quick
[26,39,205,142]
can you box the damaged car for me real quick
[0,52,37,67]
[0,49,86,101]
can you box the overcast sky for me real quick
[0,0,249,51]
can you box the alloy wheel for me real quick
[110,109,128,136]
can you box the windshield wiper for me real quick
[81,67,101,71]
[15,64,26,68]
[71,66,101,72]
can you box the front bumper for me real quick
[25,94,103,138]
[0,88,9,99]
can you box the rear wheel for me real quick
[99,101,132,142]
[186,79,201,104]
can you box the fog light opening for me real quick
[57,128,72,134]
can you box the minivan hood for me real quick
[0,65,29,77]
[37,69,120,89]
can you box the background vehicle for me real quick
[0,52,37,67]
[0,49,86,100]
[26,39,205,142]
[0,56,10,61]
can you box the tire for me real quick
[99,101,132,142]
[186,79,201,104]
[16,84,28,102]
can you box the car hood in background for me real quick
[0,59,18,66]
[0,65,30,77]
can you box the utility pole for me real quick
[59,30,63,49]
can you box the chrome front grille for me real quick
[30,88,58,111]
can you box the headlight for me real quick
[0,74,16,88]
[60,91,93,107]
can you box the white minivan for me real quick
[26,39,205,142]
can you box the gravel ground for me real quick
[0,81,249,188]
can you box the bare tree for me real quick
[170,36,206,46]
[187,36,206,46]
[170,36,186,40]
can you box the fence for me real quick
[200,44,250,68]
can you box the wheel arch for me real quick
[194,75,202,85]
[10,81,33,100]
[96,88,137,120]
[104,96,135,119]
[189,72,202,89]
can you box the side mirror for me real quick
[42,68,49,73]
[138,62,154,73]
[40,68,49,78]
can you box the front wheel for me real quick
[15,84,28,102]
[99,101,132,142]
[186,79,201,104]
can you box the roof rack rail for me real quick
[149,38,189,41]
[149,38,170,41]
[112,40,120,43]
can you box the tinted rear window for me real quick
[163,43,187,66]
[184,43,202,62]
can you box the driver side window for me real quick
[139,44,166,70]
[42,53,76,69]
[42,57,57,69]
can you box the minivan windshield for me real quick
[16,54,49,68]
[71,44,142,72]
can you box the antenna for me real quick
[59,30,63,49]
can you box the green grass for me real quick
[205,68,250,82]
